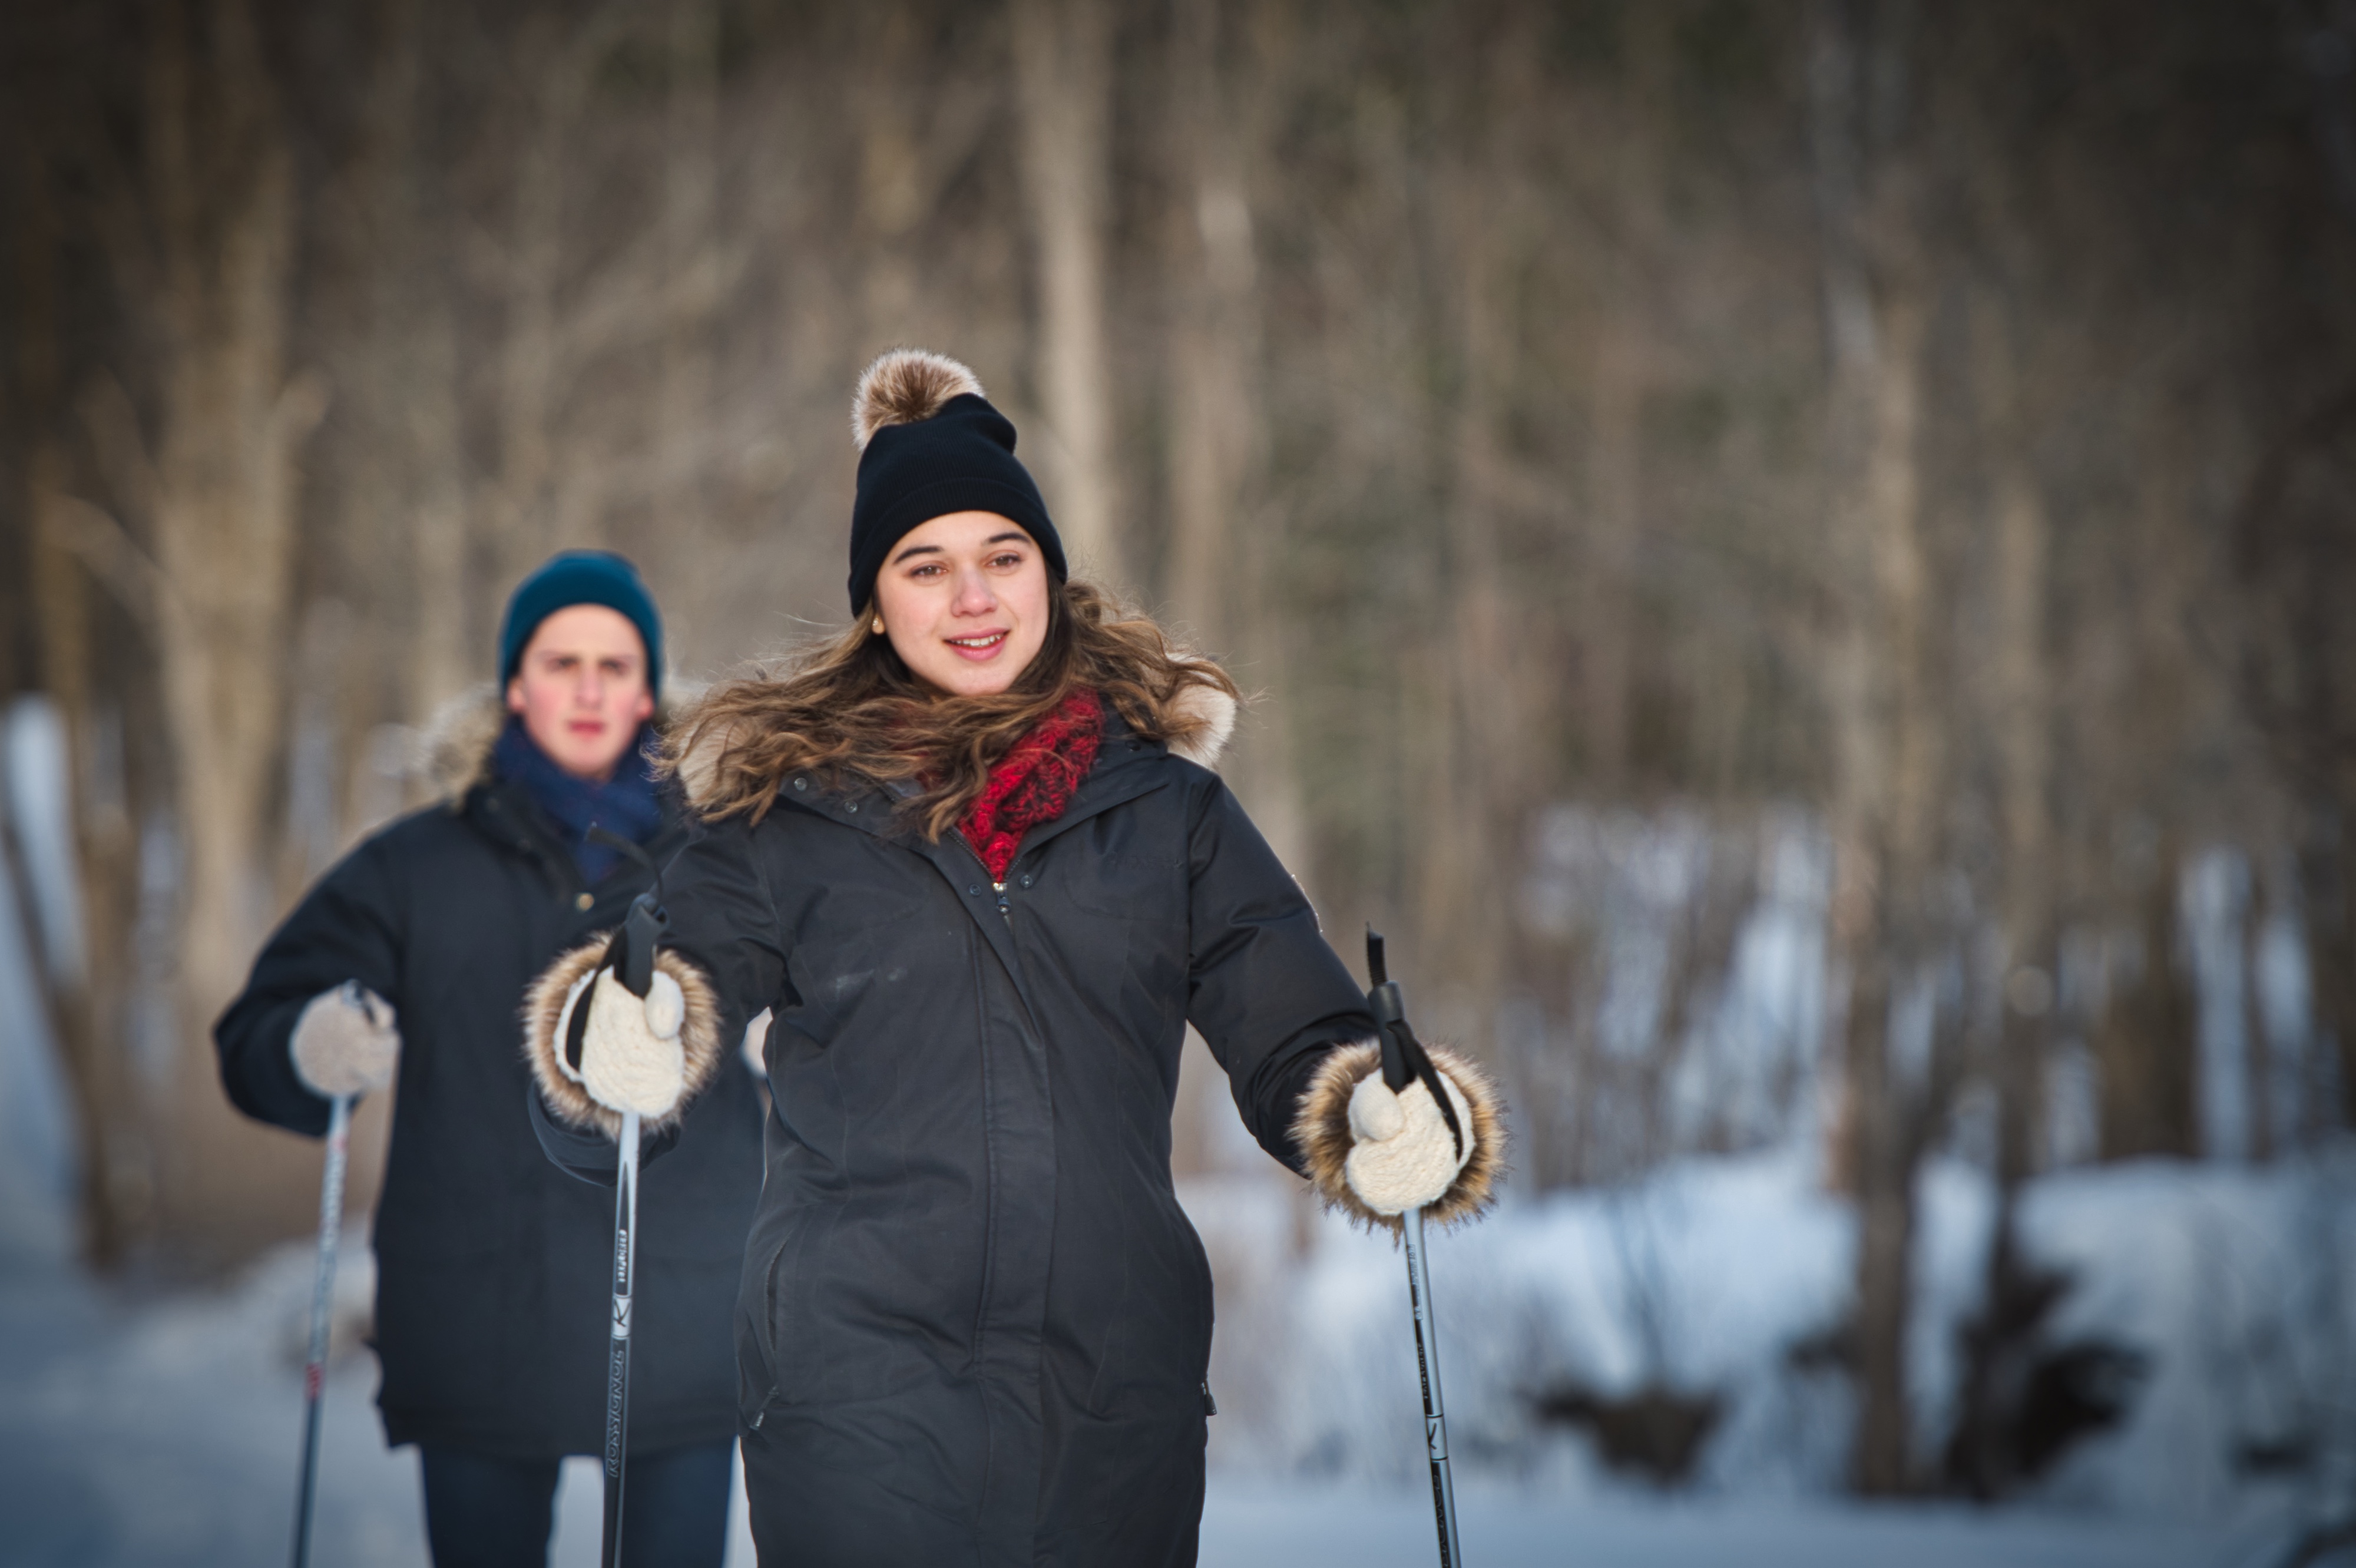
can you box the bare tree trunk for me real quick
[1164,0,1254,657]
[658,0,718,536]
[1810,0,1935,1497]
[489,9,593,585]
[9,153,154,1265]
[334,0,469,725]
[1414,21,1560,1065]
[1161,0,1309,1176]
[27,457,154,1265]
[131,0,326,1256]
[1418,239,1519,1054]
[1841,277,1931,1498]
[1577,3,1671,792]
[1162,0,1304,855]
[1951,272,2056,1498]
[1011,0,1121,587]
[2295,816,2356,1140]
[2096,829,2201,1157]
[1981,286,2053,1199]
[380,0,470,720]
[2246,863,2276,1161]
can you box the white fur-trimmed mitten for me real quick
[524,938,722,1139]
[290,981,400,1099]
[1295,1041,1505,1233]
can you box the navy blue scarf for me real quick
[491,718,665,885]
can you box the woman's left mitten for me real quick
[1296,1042,1505,1231]
[290,981,400,1098]
[525,937,722,1140]
[1343,1071,1477,1215]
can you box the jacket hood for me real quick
[420,685,509,798]
[672,677,1238,814]
[1166,680,1236,770]
[420,680,693,800]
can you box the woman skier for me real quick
[524,352,1502,1566]
[216,552,764,1568]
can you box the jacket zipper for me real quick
[961,838,1015,925]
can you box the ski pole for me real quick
[601,1105,640,1568]
[290,1091,353,1568]
[575,837,669,1568]
[1401,1202,1462,1567]
[1366,931,1466,1568]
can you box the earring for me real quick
[872,616,885,635]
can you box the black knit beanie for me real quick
[845,349,1067,614]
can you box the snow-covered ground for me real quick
[1237,1148,2356,1511]
[4,1152,2347,1566]
[1200,1484,2259,1568]
[0,1228,2269,1568]
[1182,1145,2356,1564]
[0,1219,747,1567]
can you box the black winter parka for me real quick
[215,732,765,1458]
[647,704,1372,1567]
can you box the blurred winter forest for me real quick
[3,0,2355,1520]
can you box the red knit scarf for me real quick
[958,689,1104,882]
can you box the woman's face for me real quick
[872,511,1052,696]
[504,604,656,782]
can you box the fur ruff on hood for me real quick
[671,679,1239,815]
[521,937,724,1139]
[1292,1040,1507,1233]
[418,681,691,801]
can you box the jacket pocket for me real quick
[754,1204,839,1407]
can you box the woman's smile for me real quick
[945,629,1009,659]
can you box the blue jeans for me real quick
[418,1439,733,1568]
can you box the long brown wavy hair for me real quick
[663,580,1240,839]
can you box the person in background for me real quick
[216,551,763,1568]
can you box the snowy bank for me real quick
[1191,1145,2356,1531]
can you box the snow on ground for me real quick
[1193,1143,2356,1544]
[1199,1483,2261,1568]
[2,1145,2349,1564]
[0,1225,753,1567]
[0,1214,2269,1568]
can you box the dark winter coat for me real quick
[214,696,765,1458]
[629,697,1372,1566]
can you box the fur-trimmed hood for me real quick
[671,678,1239,815]
[418,681,692,800]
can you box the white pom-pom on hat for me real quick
[852,349,987,451]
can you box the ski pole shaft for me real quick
[1366,931,1468,1565]
[290,1091,352,1568]
[600,1109,641,1568]
[1404,1203,1464,1567]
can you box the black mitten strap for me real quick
[1365,929,1466,1159]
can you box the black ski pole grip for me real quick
[1364,928,1465,1157]
[585,826,669,999]
[1370,980,1413,1094]
[619,894,666,998]
[1367,928,1410,1092]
